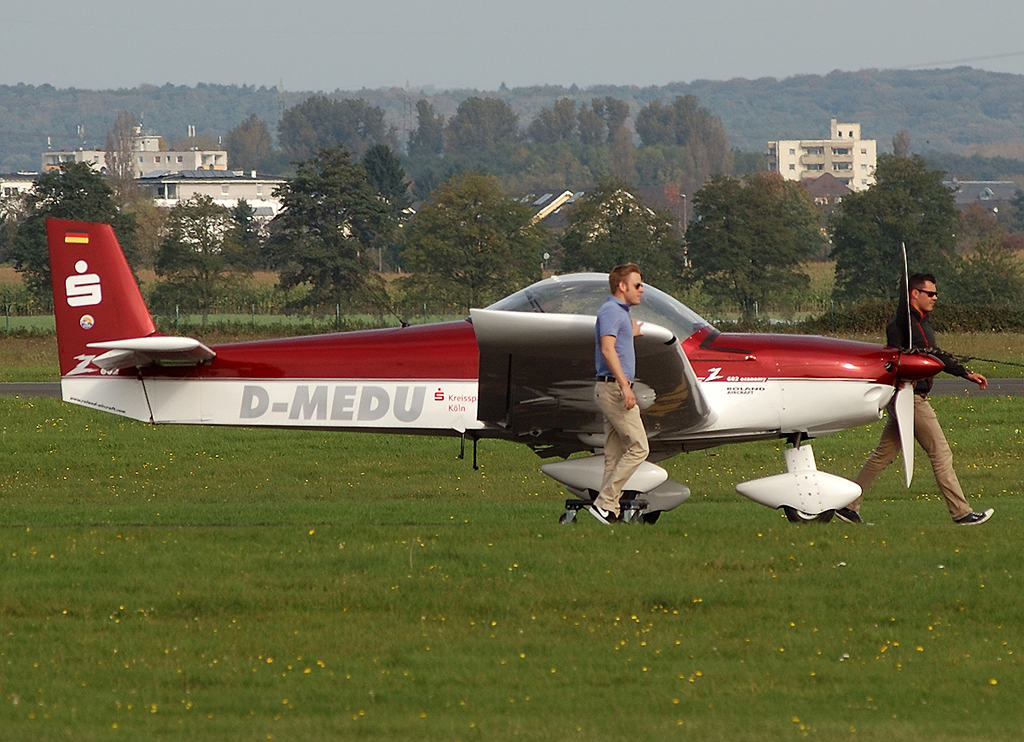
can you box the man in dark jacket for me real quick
[837,273,994,525]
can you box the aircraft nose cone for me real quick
[897,351,945,381]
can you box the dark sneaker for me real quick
[955,508,994,526]
[835,507,862,524]
[588,505,618,524]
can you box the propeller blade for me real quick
[901,242,911,345]
[894,381,915,488]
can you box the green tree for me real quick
[1006,189,1024,234]
[1,162,138,306]
[559,177,684,288]
[407,100,445,156]
[599,98,630,143]
[527,98,577,144]
[225,114,273,172]
[946,234,1024,306]
[362,144,410,272]
[576,101,606,145]
[278,97,394,161]
[610,125,637,185]
[686,173,824,319]
[830,154,958,301]
[230,199,264,269]
[444,97,520,154]
[122,199,167,269]
[634,96,729,186]
[956,202,1003,254]
[153,195,252,326]
[402,171,543,310]
[634,95,725,149]
[362,144,410,215]
[267,147,390,309]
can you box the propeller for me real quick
[893,242,917,488]
[894,381,915,487]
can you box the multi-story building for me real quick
[768,119,877,192]
[41,129,227,177]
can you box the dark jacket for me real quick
[886,307,970,395]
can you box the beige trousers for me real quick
[852,394,972,521]
[593,381,650,515]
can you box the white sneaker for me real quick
[587,505,618,524]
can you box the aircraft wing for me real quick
[470,308,713,456]
[86,336,217,370]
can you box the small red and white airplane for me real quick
[47,217,941,523]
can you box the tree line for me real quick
[221,92,742,201]
[8,68,1024,171]
[3,138,1023,329]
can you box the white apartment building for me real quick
[137,170,286,217]
[41,130,227,177]
[767,118,877,192]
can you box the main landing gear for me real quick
[558,493,661,525]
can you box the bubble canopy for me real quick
[485,273,712,342]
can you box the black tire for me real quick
[783,506,818,523]
[639,511,661,525]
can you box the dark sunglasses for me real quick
[917,289,937,298]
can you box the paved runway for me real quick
[2,379,1023,399]
[1,382,60,397]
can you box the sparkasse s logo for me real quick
[65,258,102,307]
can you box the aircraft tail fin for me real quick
[47,218,157,377]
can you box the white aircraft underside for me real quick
[61,372,892,518]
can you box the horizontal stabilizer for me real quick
[87,336,216,370]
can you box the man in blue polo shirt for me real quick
[590,263,650,524]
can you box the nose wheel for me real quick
[783,506,835,523]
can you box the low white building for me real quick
[137,170,286,217]
[0,171,37,199]
[768,119,877,192]
[42,131,227,177]
[0,171,38,217]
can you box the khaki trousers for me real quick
[594,381,650,515]
[852,394,972,520]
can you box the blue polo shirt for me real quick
[595,296,635,381]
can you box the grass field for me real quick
[1,391,1022,741]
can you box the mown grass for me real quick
[1,395,1022,740]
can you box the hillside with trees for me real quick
[3,67,1024,177]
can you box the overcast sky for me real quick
[5,0,1024,92]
